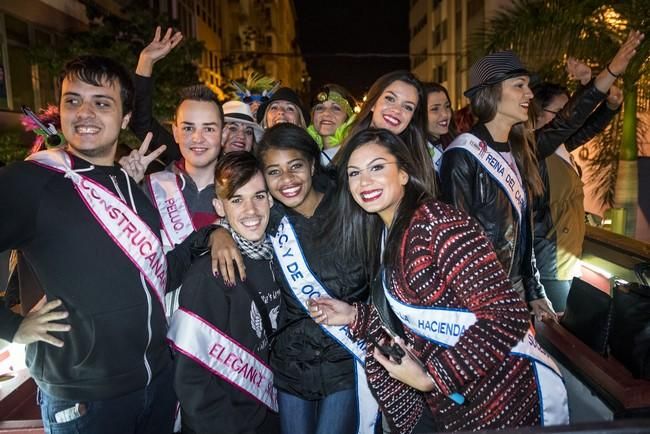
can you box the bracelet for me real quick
[606,64,620,78]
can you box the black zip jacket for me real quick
[267,181,370,399]
[175,255,281,434]
[440,82,607,302]
[0,154,212,401]
[131,74,181,164]
[440,124,546,302]
[534,81,608,160]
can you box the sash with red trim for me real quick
[26,149,168,310]
[147,171,195,249]
[168,308,278,411]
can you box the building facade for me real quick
[0,0,306,159]
[408,0,513,108]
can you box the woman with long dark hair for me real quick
[335,71,437,195]
[423,82,457,173]
[310,128,568,433]
[439,51,556,320]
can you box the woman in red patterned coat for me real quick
[310,129,568,433]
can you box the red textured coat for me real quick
[351,200,543,433]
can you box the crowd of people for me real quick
[0,24,644,434]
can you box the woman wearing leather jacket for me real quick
[439,51,557,320]
[440,31,643,321]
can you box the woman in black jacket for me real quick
[440,31,643,321]
[439,50,556,320]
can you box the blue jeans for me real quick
[278,389,357,434]
[38,364,176,434]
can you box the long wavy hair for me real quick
[470,82,544,198]
[326,128,432,279]
[334,71,437,196]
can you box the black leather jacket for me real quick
[535,81,608,161]
[440,124,546,302]
[440,82,607,302]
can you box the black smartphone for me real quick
[366,333,405,364]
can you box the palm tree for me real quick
[472,0,650,236]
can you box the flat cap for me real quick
[465,51,529,98]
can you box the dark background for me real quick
[293,0,410,102]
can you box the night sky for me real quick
[293,0,410,102]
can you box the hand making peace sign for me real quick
[119,132,167,183]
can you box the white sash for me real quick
[168,308,278,411]
[147,171,195,248]
[428,141,443,174]
[383,281,569,426]
[446,133,526,222]
[271,217,378,434]
[27,149,167,310]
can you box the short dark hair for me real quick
[532,82,569,110]
[177,85,224,123]
[214,151,263,199]
[60,55,134,114]
[255,123,322,175]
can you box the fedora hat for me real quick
[223,100,264,141]
[464,51,529,98]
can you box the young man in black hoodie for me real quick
[0,55,213,434]
[168,151,281,434]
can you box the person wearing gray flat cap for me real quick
[464,51,530,98]
[440,50,559,324]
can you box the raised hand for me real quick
[608,30,645,77]
[119,132,166,183]
[136,26,184,77]
[13,299,70,347]
[593,30,644,94]
[566,58,592,85]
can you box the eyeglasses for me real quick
[347,161,400,179]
